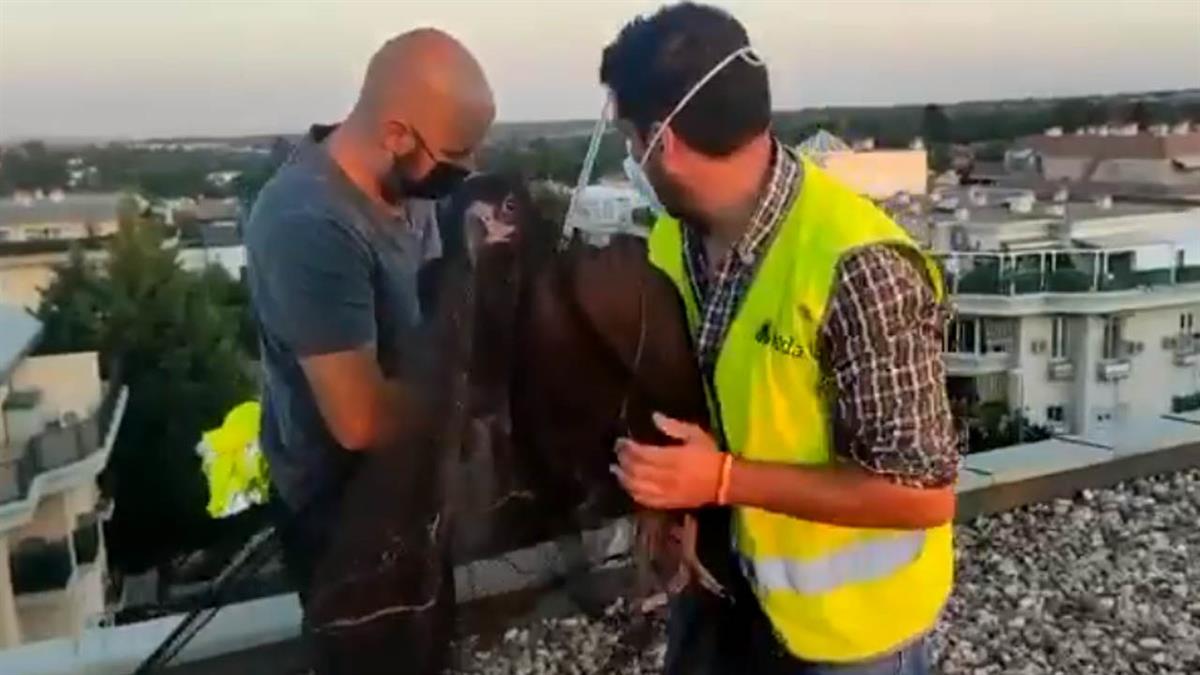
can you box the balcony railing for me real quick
[943,350,1016,375]
[1097,359,1132,382]
[937,249,1200,297]
[1047,359,1075,381]
[0,383,126,505]
[0,235,111,256]
[1166,333,1200,366]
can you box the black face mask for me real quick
[382,131,470,202]
[384,156,470,201]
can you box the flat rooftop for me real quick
[942,200,1183,227]
[1076,219,1200,251]
[0,192,124,228]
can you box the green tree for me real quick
[233,136,293,211]
[1125,100,1155,130]
[1050,98,1089,131]
[1051,97,1113,131]
[921,104,952,144]
[0,141,70,194]
[922,104,955,172]
[31,247,110,356]
[197,264,259,359]
[34,214,256,572]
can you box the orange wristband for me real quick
[716,454,734,506]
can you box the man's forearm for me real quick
[361,378,433,450]
[725,458,955,529]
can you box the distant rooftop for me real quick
[178,199,238,223]
[180,222,241,249]
[0,192,124,228]
[0,304,41,382]
[796,129,850,157]
[943,199,1179,226]
[1076,219,1200,250]
[1022,130,1200,161]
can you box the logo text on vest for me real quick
[755,321,806,359]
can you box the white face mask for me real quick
[623,45,766,216]
[622,151,665,213]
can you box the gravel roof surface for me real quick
[453,469,1200,675]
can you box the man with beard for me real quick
[602,4,959,674]
[243,28,493,657]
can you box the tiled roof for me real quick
[1024,132,1200,160]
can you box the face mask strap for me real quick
[640,45,764,168]
[560,46,765,244]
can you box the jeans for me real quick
[664,573,932,675]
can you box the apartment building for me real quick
[797,130,929,199]
[177,222,246,281]
[0,192,127,310]
[0,305,128,648]
[1015,123,1200,196]
[934,185,1200,438]
[796,130,931,243]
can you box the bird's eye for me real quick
[500,195,517,220]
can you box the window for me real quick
[1051,316,1069,359]
[945,317,964,355]
[945,318,978,354]
[977,373,1006,402]
[982,319,1012,354]
[1102,316,1124,360]
[1047,405,1065,423]
[944,317,1016,355]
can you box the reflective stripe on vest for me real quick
[742,531,925,594]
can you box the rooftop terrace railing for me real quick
[936,248,1200,297]
[0,383,126,506]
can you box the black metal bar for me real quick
[132,527,279,674]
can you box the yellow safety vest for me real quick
[198,401,270,519]
[648,157,953,662]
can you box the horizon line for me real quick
[3,86,1198,146]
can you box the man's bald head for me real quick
[354,28,495,160]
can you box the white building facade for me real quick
[0,306,128,649]
[936,192,1200,439]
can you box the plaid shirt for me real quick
[681,142,958,488]
[683,141,799,375]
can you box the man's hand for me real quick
[613,413,725,509]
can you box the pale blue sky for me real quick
[1,0,1197,140]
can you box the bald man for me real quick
[244,29,494,617]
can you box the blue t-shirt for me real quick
[245,125,441,509]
